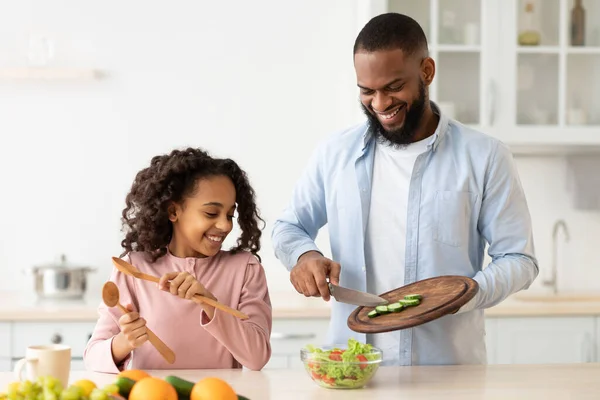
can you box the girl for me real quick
[84,148,272,372]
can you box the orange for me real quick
[117,369,151,381]
[129,377,177,400]
[191,377,237,400]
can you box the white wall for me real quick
[514,156,600,293]
[0,0,359,299]
[0,1,598,304]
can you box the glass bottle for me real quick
[571,0,585,46]
[518,1,541,46]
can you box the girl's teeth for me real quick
[207,235,223,242]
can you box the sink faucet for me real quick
[543,220,570,294]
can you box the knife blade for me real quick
[328,283,388,307]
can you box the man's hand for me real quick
[290,251,341,301]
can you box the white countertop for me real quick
[2,364,599,399]
[1,291,600,321]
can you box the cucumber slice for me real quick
[404,294,422,300]
[367,309,379,318]
[375,305,390,314]
[386,302,404,313]
[400,299,420,307]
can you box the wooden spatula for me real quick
[111,257,249,320]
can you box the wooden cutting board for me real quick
[347,275,478,334]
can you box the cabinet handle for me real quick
[271,332,316,340]
[488,80,497,126]
[51,333,62,344]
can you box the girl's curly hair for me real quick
[120,147,264,262]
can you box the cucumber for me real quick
[238,395,251,400]
[165,375,195,398]
[375,305,389,314]
[386,302,404,312]
[114,377,136,397]
[367,309,379,318]
[399,299,420,307]
[404,294,422,300]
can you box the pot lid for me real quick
[33,254,93,271]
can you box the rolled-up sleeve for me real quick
[465,141,539,311]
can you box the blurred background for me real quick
[0,0,599,371]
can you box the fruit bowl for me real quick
[300,339,382,389]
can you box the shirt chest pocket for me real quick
[433,190,478,247]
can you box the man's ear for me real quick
[421,57,435,86]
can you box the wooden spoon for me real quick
[102,281,176,364]
[111,257,249,320]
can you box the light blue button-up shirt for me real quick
[271,103,538,365]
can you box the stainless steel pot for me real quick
[26,254,96,299]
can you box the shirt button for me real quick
[362,266,366,272]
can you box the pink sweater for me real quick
[83,249,272,372]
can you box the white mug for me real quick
[13,345,71,388]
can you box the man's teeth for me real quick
[207,235,223,242]
[380,107,401,120]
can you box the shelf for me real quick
[435,44,481,53]
[485,126,600,156]
[567,47,600,55]
[516,46,560,54]
[0,68,104,81]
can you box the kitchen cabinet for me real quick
[493,316,596,364]
[0,323,10,358]
[1,315,600,370]
[357,0,600,154]
[266,318,330,369]
[11,322,96,360]
[484,318,497,364]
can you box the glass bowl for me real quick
[300,344,382,389]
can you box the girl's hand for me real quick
[118,304,148,348]
[111,304,147,364]
[158,272,218,319]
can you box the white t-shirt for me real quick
[365,134,434,365]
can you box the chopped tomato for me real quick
[357,354,368,370]
[311,371,322,380]
[329,350,343,361]
[322,376,335,385]
[307,361,318,370]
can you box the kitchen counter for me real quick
[1,291,600,321]
[0,291,332,321]
[1,364,599,399]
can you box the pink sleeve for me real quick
[200,256,272,371]
[83,255,138,373]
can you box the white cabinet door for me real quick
[0,323,10,358]
[270,318,330,369]
[495,317,595,364]
[0,358,11,372]
[484,318,497,364]
[12,322,97,359]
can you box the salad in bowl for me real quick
[300,338,382,389]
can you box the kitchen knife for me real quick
[328,282,388,307]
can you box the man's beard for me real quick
[361,80,427,148]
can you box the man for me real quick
[271,13,538,365]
